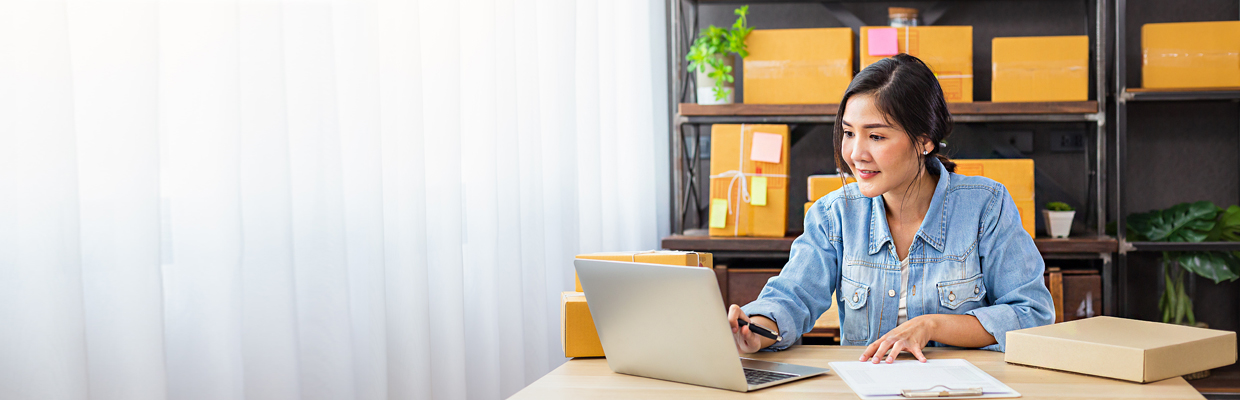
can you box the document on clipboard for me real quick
[827,359,1020,399]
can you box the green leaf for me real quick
[1126,201,1219,242]
[1045,201,1074,211]
[1208,205,1240,242]
[1177,251,1240,283]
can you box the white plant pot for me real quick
[1043,210,1075,239]
[695,55,735,105]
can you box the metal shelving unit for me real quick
[1112,0,1240,325]
[667,0,1116,313]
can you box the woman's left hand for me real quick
[860,315,936,363]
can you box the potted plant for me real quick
[1126,202,1240,326]
[685,5,753,105]
[1043,201,1075,239]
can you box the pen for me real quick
[737,319,782,342]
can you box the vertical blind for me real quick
[0,0,669,398]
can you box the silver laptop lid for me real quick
[573,259,748,392]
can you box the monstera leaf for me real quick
[1127,201,1218,242]
[1208,205,1240,242]
[1177,251,1240,284]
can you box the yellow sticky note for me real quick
[751,177,767,206]
[709,199,728,228]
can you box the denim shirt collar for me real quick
[867,157,951,255]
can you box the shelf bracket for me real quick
[820,2,864,35]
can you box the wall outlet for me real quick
[1050,131,1085,153]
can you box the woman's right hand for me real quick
[728,304,770,354]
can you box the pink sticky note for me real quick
[868,28,899,56]
[750,132,783,164]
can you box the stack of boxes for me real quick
[562,251,713,358]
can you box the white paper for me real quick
[828,359,1019,399]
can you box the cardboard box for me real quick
[992,36,1089,102]
[574,251,713,292]
[1006,316,1237,383]
[815,294,840,329]
[1142,21,1240,89]
[1013,199,1035,239]
[709,124,789,237]
[744,28,854,104]
[953,159,1035,237]
[807,174,856,202]
[860,26,973,102]
[561,292,604,358]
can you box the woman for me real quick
[727,54,1054,363]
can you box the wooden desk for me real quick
[510,346,1204,399]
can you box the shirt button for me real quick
[888,289,896,297]
[975,286,980,294]
[948,292,956,302]
[852,293,860,303]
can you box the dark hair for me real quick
[832,54,956,181]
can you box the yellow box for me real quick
[744,28,854,104]
[574,251,713,292]
[860,26,973,102]
[992,36,1089,102]
[1142,21,1240,89]
[807,174,856,202]
[709,124,789,237]
[952,159,1034,201]
[815,294,840,330]
[561,292,604,358]
[1014,199,1035,239]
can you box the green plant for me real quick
[1045,201,1074,212]
[1126,201,1240,325]
[685,5,753,102]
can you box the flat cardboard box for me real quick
[1142,21,1240,89]
[744,28,854,104]
[860,26,973,102]
[574,251,713,292]
[1013,199,1035,239]
[1006,316,1237,383]
[807,174,856,202]
[709,124,789,237]
[561,292,604,358]
[992,36,1089,102]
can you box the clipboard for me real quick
[828,359,1021,399]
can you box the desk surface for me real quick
[510,346,1204,399]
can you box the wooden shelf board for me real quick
[662,235,1116,254]
[1127,87,1240,93]
[803,327,839,339]
[678,101,1097,117]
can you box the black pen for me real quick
[737,319,782,342]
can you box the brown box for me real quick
[574,251,712,292]
[1006,316,1237,383]
[1142,21,1240,89]
[744,28,854,104]
[708,124,789,237]
[561,292,603,358]
[991,36,1089,102]
[807,174,856,202]
[860,26,974,102]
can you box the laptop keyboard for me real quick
[743,368,799,385]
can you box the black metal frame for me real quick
[669,0,1114,312]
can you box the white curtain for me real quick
[0,0,670,398]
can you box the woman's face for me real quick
[840,94,932,198]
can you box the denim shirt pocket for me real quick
[840,275,871,341]
[937,274,986,310]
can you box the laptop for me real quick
[573,259,829,392]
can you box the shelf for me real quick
[1122,87,1240,102]
[662,235,1117,255]
[803,327,839,339]
[1127,242,1240,252]
[678,101,1099,124]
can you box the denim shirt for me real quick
[742,158,1054,352]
